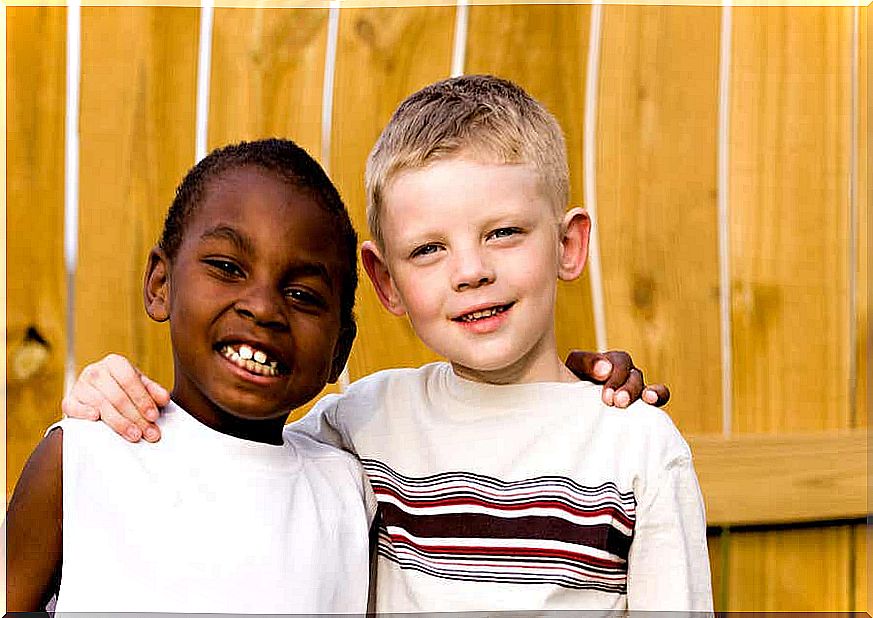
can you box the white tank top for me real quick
[55,401,373,613]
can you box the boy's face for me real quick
[363,157,589,383]
[145,167,350,425]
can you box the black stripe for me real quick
[379,503,633,559]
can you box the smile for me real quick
[454,303,514,323]
[220,344,283,377]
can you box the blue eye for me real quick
[488,227,521,240]
[410,243,442,259]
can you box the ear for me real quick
[557,207,590,281]
[360,240,406,316]
[143,247,171,322]
[328,322,357,383]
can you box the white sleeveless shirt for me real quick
[55,401,374,613]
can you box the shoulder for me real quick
[285,432,372,498]
[328,362,446,414]
[603,400,692,464]
[343,363,443,398]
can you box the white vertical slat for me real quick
[195,0,214,162]
[847,6,859,427]
[717,3,733,438]
[450,0,469,78]
[64,0,82,393]
[321,0,347,390]
[583,1,607,352]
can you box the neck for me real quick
[170,390,288,446]
[451,334,577,385]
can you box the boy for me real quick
[327,74,712,611]
[64,77,704,611]
[5,139,374,612]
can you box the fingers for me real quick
[564,350,614,383]
[60,385,100,421]
[642,384,671,407]
[600,351,633,406]
[141,374,171,408]
[71,354,164,442]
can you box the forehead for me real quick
[185,166,345,265]
[383,158,555,224]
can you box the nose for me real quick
[451,247,495,292]
[234,282,289,331]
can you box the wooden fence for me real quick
[6,2,869,611]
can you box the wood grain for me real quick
[726,525,853,611]
[76,7,199,389]
[707,531,726,611]
[729,7,854,434]
[329,7,455,380]
[6,6,67,499]
[596,5,723,435]
[689,430,869,526]
[208,8,328,158]
[855,523,869,613]
[855,5,868,429]
[465,4,597,361]
[725,9,857,609]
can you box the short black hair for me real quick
[159,138,358,331]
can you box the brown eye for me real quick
[205,259,244,278]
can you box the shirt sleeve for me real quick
[626,454,714,612]
[284,393,354,453]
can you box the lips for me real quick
[217,342,286,377]
[453,302,515,323]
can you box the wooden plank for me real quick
[855,523,869,613]
[465,4,598,362]
[855,5,868,428]
[596,5,723,435]
[707,530,726,611]
[726,7,857,611]
[206,7,336,419]
[729,7,854,434]
[727,526,853,611]
[208,8,328,158]
[329,7,455,380]
[6,7,67,499]
[76,7,198,390]
[689,430,869,526]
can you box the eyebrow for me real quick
[200,225,255,256]
[200,224,335,288]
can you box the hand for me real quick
[60,354,170,442]
[564,350,670,408]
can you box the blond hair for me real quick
[365,74,569,247]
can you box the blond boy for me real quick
[297,75,713,611]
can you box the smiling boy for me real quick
[293,75,713,611]
[5,140,373,612]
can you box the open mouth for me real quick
[453,302,515,323]
[219,344,285,377]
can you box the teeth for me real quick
[220,345,280,377]
[460,306,507,322]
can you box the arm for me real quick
[6,429,64,611]
[626,455,713,611]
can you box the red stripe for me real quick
[386,533,624,568]
[375,489,635,527]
